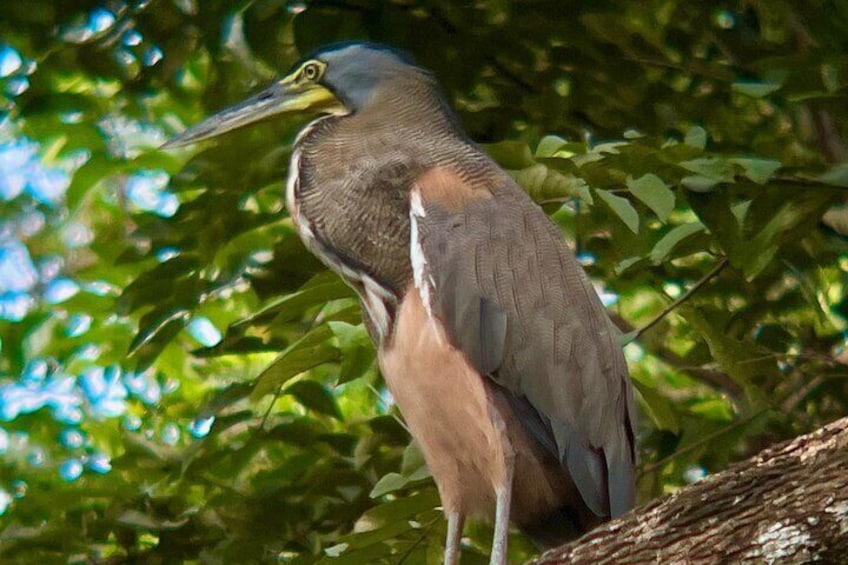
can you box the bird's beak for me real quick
[162,81,344,148]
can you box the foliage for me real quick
[0,1,846,563]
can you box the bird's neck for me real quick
[287,89,493,341]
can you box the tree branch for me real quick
[531,416,848,564]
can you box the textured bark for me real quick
[532,417,848,565]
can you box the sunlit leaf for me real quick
[370,472,408,498]
[729,158,781,185]
[650,222,705,263]
[627,173,675,222]
[512,163,593,204]
[535,135,568,157]
[595,188,639,233]
[681,175,719,192]
[731,81,782,97]
[684,126,707,150]
[678,157,734,182]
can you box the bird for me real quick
[165,42,636,564]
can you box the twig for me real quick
[633,257,729,341]
[256,384,284,432]
[610,313,743,396]
[394,516,442,564]
[780,375,824,413]
[367,382,410,434]
[638,406,769,477]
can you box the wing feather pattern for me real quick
[412,170,636,519]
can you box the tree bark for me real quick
[532,417,848,564]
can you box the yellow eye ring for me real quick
[302,62,321,81]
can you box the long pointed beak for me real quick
[162,81,343,148]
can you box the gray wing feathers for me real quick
[607,378,637,517]
[418,180,635,518]
[607,426,636,517]
[554,419,608,516]
[438,258,507,375]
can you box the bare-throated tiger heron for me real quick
[166,42,636,565]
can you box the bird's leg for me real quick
[444,511,464,565]
[490,478,513,565]
[490,415,515,565]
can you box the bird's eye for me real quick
[302,62,321,82]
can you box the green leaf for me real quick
[823,206,848,235]
[595,189,639,233]
[66,154,118,210]
[268,276,354,325]
[116,510,160,530]
[742,195,830,279]
[681,175,719,192]
[484,141,534,169]
[731,200,752,223]
[367,415,410,445]
[400,442,426,475]
[324,543,349,558]
[689,398,734,421]
[127,308,190,368]
[730,158,781,184]
[370,472,408,498]
[688,191,746,269]
[285,380,342,420]
[731,81,782,97]
[202,382,255,415]
[251,324,341,399]
[117,510,188,531]
[627,173,675,222]
[318,542,393,564]
[678,157,734,182]
[821,63,842,92]
[233,271,353,329]
[679,307,775,406]
[684,126,707,150]
[512,164,593,204]
[650,222,705,263]
[368,452,431,499]
[264,419,321,447]
[742,243,779,283]
[355,488,440,531]
[817,163,848,187]
[632,379,679,433]
[117,255,202,314]
[535,135,568,157]
[614,257,643,275]
[329,321,375,384]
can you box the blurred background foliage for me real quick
[0,0,846,563]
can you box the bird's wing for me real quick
[410,167,636,518]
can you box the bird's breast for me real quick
[286,122,417,342]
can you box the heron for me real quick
[165,42,636,564]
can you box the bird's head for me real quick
[164,42,427,148]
